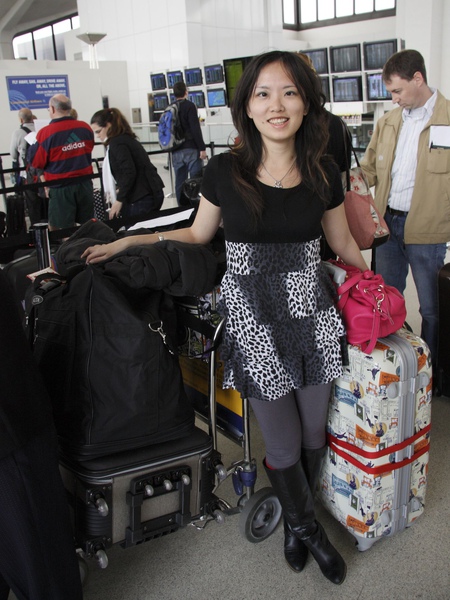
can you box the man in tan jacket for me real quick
[361,49,450,371]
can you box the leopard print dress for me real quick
[201,152,346,402]
[218,238,345,401]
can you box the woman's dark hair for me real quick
[383,49,427,84]
[90,108,136,144]
[230,50,330,222]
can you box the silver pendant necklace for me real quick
[261,157,297,188]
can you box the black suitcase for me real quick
[6,193,27,236]
[28,265,195,459]
[437,262,450,396]
[2,252,40,311]
[59,426,218,565]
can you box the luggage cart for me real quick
[175,291,283,543]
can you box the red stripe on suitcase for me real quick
[327,423,431,460]
[327,427,431,476]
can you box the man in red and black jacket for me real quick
[30,94,94,230]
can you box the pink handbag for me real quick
[341,121,390,251]
[329,261,407,354]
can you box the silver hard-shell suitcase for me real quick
[319,327,432,551]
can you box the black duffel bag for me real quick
[27,265,195,460]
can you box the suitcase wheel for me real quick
[77,554,89,587]
[94,548,109,569]
[238,487,282,543]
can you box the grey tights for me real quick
[249,383,332,469]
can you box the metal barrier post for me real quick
[167,152,176,198]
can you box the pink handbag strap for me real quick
[363,311,381,353]
[336,272,364,296]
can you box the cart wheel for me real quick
[94,548,109,569]
[78,555,89,586]
[212,509,226,525]
[215,463,227,482]
[239,487,282,543]
[237,494,248,508]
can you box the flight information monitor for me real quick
[188,90,206,109]
[153,93,169,111]
[364,39,397,70]
[184,67,203,86]
[332,76,363,102]
[223,55,253,105]
[167,70,183,88]
[366,73,392,101]
[207,88,227,108]
[205,64,224,84]
[303,48,328,74]
[330,44,361,73]
[150,73,166,91]
[320,77,330,103]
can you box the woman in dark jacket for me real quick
[91,108,164,219]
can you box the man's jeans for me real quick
[171,148,202,205]
[376,211,447,365]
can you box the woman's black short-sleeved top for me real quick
[200,152,344,243]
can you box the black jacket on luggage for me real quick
[27,222,220,459]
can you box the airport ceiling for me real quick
[1,0,78,35]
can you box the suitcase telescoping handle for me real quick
[322,260,347,286]
[32,223,51,270]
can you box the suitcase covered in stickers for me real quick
[319,327,432,551]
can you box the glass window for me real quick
[12,13,78,61]
[54,32,67,60]
[355,0,374,14]
[282,0,296,25]
[284,0,396,29]
[34,26,54,60]
[53,19,72,35]
[318,0,335,21]
[376,0,395,7]
[300,0,316,23]
[13,32,33,60]
[53,19,71,59]
[336,0,354,17]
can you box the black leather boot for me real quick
[283,517,309,572]
[301,446,327,498]
[279,446,327,573]
[264,458,346,585]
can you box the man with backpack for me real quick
[9,108,47,226]
[170,82,207,206]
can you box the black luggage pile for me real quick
[23,218,225,568]
[5,193,27,237]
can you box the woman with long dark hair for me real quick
[83,51,368,585]
[91,108,164,219]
